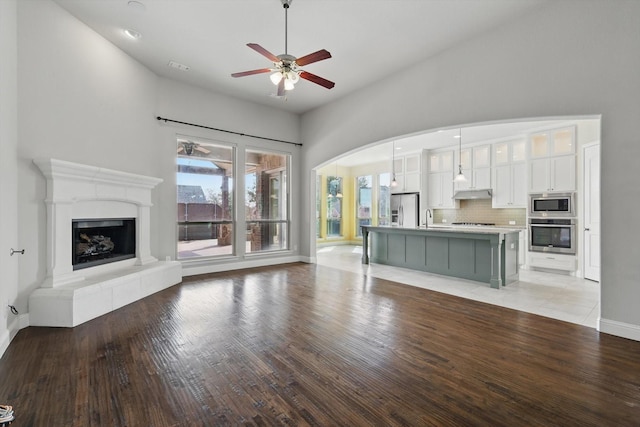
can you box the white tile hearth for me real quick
[29,261,181,327]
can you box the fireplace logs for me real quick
[72,218,136,270]
[76,233,116,259]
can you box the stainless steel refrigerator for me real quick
[390,193,419,228]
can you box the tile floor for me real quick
[316,245,600,328]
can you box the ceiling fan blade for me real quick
[177,146,184,153]
[195,146,211,154]
[300,71,335,89]
[247,43,280,63]
[295,49,332,66]
[231,68,272,78]
[277,79,285,97]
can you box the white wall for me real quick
[13,0,302,335]
[17,0,161,314]
[0,0,20,355]
[300,1,640,339]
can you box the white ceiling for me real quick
[54,0,583,167]
[53,0,548,115]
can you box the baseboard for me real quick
[0,330,9,359]
[19,313,29,329]
[598,317,640,342]
[0,317,21,359]
[181,255,307,277]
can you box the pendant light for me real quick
[453,128,467,183]
[391,141,398,188]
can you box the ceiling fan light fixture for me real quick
[270,72,283,85]
[284,79,295,91]
[287,70,300,83]
[231,0,334,92]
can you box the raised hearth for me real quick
[29,158,181,327]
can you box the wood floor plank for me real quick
[1,262,639,426]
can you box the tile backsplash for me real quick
[433,199,526,226]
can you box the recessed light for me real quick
[124,29,142,40]
[127,1,146,12]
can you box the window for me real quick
[177,140,234,259]
[326,175,342,237]
[245,149,290,253]
[378,172,391,226]
[356,175,372,236]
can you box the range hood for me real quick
[453,189,493,200]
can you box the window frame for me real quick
[244,148,291,255]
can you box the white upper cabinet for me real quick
[392,153,421,193]
[530,127,575,158]
[428,171,457,208]
[494,139,526,165]
[492,139,527,208]
[455,144,491,191]
[427,150,457,208]
[528,127,576,192]
[429,150,453,173]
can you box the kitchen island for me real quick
[361,225,520,288]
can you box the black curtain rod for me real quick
[156,116,302,147]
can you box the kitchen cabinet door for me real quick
[529,126,575,159]
[493,165,512,207]
[550,155,576,191]
[473,145,491,168]
[493,163,527,208]
[454,146,490,191]
[529,158,550,192]
[473,168,491,189]
[392,153,422,193]
[404,172,421,193]
[511,162,528,206]
[529,155,575,192]
[428,172,456,208]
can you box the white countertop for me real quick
[364,225,523,235]
[426,224,525,231]
[417,224,522,234]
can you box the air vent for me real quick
[168,61,190,72]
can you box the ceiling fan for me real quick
[231,0,334,97]
[177,141,211,156]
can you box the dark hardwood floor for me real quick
[1,262,639,426]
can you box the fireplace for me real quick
[30,158,182,327]
[73,218,136,270]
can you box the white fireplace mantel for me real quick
[30,158,181,327]
[34,158,163,287]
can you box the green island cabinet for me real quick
[361,225,520,289]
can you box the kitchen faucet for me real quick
[424,209,432,226]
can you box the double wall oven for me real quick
[528,192,577,254]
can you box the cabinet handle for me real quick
[584,228,590,231]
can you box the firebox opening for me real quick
[72,218,136,271]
